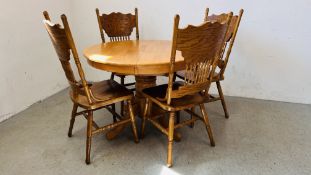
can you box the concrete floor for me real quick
[0,89,310,175]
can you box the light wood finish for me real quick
[84,40,185,75]
[84,40,185,141]
[43,11,139,165]
[96,8,139,115]
[141,14,233,167]
[167,112,175,167]
[176,9,244,119]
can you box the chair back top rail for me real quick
[96,8,139,43]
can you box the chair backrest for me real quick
[166,13,233,104]
[204,8,244,76]
[96,8,139,43]
[43,11,92,104]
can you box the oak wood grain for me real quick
[84,40,185,75]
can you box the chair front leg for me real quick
[199,104,215,146]
[216,81,229,119]
[68,103,78,137]
[128,100,139,143]
[167,112,175,167]
[85,111,93,165]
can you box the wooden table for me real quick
[83,40,184,139]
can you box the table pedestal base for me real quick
[135,76,157,116]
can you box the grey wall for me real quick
[0,0,71,122]
[71,0,311,104]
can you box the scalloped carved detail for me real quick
[43,20,77,87]
[44,21,71,61]
[206,13,239,42]
[207,13,229,23]
[176,21,228,65]
[101,12,136,38]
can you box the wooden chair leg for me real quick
[85,111,93,165]
[110,72,115,80]
[216,81,229,119]
[128,100,139,143]
[140,98,150,139]
[110,73,119,121]
[199,104,215,146]
[167,112,175,167]
[120,76,125,116]
[189,107,195,128]
[111,104,117,122]
[121,102,125,117]
[68,103,78,137]
[172,72,177,82]
[176,111,180,124]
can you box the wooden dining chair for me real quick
[96,8,139,116]
[176,8,244,119]
[43,11,139,164]
[140,13,233,167]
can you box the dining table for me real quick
[83,40,185,140]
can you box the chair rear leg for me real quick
[121,102,125,117]
[216,81,229,119]
[141,98,150,139]
[110,73,119,121]
[199,104,215,147]
[120,76,125,116]
[68,103,78,137]
[85,111,93,165]
[110,72,115,80]
[128,100,139,143]
[189,107,195,128]
[111,104,117,122]
[167,112,175,167]
[172,72,177,82]
[176,111,180,124]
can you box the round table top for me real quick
[83,40,185,75]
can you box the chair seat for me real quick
[176,71,224,82]
[70,80,133,110]
[142,82,208,111]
